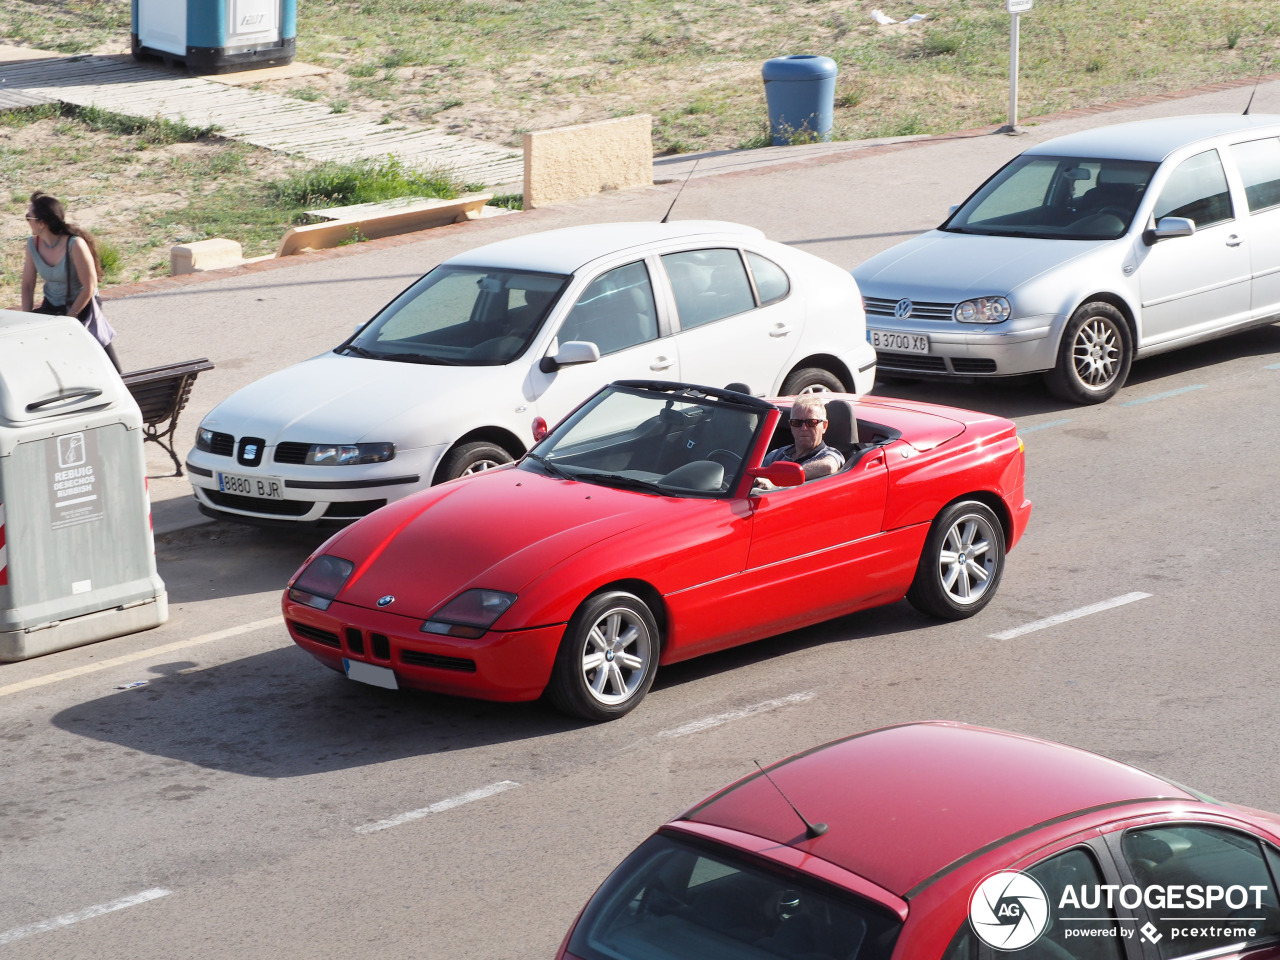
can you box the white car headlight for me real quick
[953,297,1011,324]
[304,442,395,465]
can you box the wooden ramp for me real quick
[0,54,523,186]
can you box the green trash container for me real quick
[0,312,167,661]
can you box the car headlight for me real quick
[288,555,355,611]
[953,297,1011,324]
[195,426,216,452]
[421,589,517,639]
[304,442,395,465]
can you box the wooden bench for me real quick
[121,358,215,477]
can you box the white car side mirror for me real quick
[1146,216,1195,244]
[540,340,601,373]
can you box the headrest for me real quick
[823,399,857,449]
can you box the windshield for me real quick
[343,265,570,365]
[568,831,903,960]
[524,385,766,497]
[944,155,1159,240]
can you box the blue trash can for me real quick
[132,0,297,75]
[762,55,838,146]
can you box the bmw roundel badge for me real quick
[377,595,395,607]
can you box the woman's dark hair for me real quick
[29,190,104,281]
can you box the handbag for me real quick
[66,237,117,347]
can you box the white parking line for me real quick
[0,616,284,699]
[657,691,816,739]
[1018,418,1073,434]
[0,888,171,946]
[355,781,520,834]
[988,592,1152,641]
[1121,385,1205,406]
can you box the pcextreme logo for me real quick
[969,871,1051,950]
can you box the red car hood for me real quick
[324,466,653,621]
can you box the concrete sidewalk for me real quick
[115,75,1280,534]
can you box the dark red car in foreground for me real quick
[285,382,1029,720]
[558,722,1280,960]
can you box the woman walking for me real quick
[20,190,120,370]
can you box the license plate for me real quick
[869,330,930,354]
[344,658,399,690]
[217,471,284,499]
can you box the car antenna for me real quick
[1243,56,1272,115]
[753,760,828,839]
[661,157,701,223]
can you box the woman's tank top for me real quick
[27,235,83,309]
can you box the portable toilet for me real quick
[133,0,297,74]
[0,312,167,661]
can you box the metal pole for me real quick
[1008,11,1020,132]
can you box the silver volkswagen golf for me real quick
[853,114,1280,403]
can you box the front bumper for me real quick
[186,443,447,524]
[866,315,1060,377]
[283,596,565,702]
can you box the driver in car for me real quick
[756,396,844,489]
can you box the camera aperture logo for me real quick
[970,871,1050,950]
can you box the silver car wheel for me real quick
[461,458,503,475]
[938,513,998,606]
[1070,314,1122,388]
[795,383,832,395]
[579,606,653,706]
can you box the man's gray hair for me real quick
[790,395,828,420]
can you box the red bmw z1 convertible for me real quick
[283,381,1031,720]
[557,722,1280,960]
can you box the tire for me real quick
[781,366,845,396]
[437,441,514,482]
[1043,301,1132,404]
[547,591,660,721]
[906,501,1006,620]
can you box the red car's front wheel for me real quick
[547,591,660,722]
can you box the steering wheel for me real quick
[706,448,742,470]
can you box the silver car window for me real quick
[1231,137,1280,214]
[1153,149,1234,228]
[946,155,1157,240]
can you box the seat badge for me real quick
[377,595,395,607]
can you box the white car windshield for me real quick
[944,155,1159,240]
[524,383,768,497]
[343,265,570,365]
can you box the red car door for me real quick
[741,448,892,632]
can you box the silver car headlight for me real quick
[953,297,1011,324]
[304,442,395,465]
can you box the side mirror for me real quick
[748,461,806,488]
[353,320,370,334]
[1144,216,1195,244]
[539,340,600,373]
[948,205,959,216]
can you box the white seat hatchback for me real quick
[187,220,876,525]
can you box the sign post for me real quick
[1002,0,1033,134]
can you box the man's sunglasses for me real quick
[789,418,826,428]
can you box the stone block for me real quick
[171,238,244,276]
[524,115,653,209]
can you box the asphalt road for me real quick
[2,81,1279,958]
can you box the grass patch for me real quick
[267,157,462,207]
[73,104,219,144]
[489,193,523,210]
